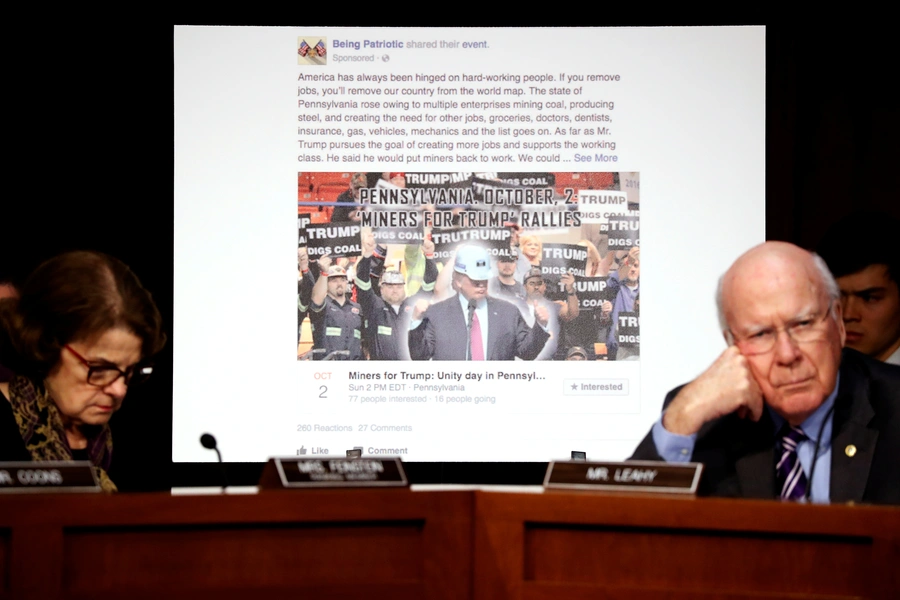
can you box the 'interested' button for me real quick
[563,379,629,396]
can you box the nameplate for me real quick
[259,457,408,489]
[544,460,703,494]
[0,461,101,494]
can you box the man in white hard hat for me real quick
[355,239,438,361]
[408,245,551,361]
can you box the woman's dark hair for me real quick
[0,251,166,379]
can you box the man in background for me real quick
[605,247,640,360]
[330,172,367,223]
[309,255,362,360]
[522,268,579,360]
[297,246,314,347]
[355,241,437,360]
[488,253,527,310]
[817,211,900,366]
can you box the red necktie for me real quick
[470,311,484,361]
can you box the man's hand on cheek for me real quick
[662,345,764,436]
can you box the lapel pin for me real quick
[845,445,857,457]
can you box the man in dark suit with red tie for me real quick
[408,245,551,361]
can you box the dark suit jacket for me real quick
[631,349,900,505]
[408,295,550,361]
[1,388,31,461]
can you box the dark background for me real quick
[4,23,897,490]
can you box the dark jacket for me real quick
[631,349,900,505]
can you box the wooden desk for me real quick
[0,489,472,600]
[474,491,900,600]
[2,489,898,600]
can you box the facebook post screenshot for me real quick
[173,27,765,465]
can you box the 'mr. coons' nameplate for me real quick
[259,457,408,489]
[0,461,101,494]
[544,460,703,494]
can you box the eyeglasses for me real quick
[729,302,834,356]
[64,345,153,387]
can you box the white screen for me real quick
[173,27,765,463]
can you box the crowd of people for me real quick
[299,171,644,361]
[297,227,641,362]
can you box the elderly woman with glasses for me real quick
[0,251,166,492]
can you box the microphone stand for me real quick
[200,433,229,492]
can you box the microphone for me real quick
[199,433,229,491]
[200,433,217,451]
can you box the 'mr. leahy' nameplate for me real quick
[259,457,408,489]
[544,460,703,494]
[0,461,101,494]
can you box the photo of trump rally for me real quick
[297,171,639,361]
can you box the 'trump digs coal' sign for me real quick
[305,223,362,258]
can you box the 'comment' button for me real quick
[564,379,629,396]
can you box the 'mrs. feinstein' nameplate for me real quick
[0,461,101,494]
[544,460,703,494]
[259,457,408,489]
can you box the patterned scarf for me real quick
[8,375,116,492]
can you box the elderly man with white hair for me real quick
[631,242,900,505]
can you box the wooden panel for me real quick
[65,583,423,600]
[0,529,8,599]
[0,489,473,600]
[524,524,872,598]
[63,522,423,592]
[2,490,897,600]
[474,491,900,600]
[9,525,63,600]
[521,584,865,600]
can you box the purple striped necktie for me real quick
[777,426,808,501]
